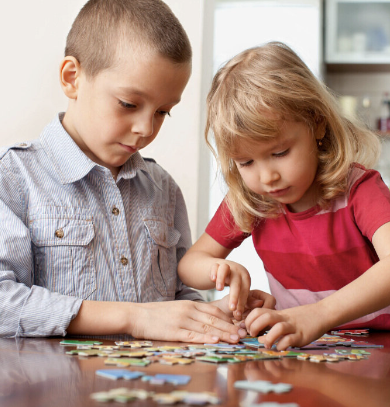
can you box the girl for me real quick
[178,41,390,350]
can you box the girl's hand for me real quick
[210,261,251,320]
[243,303,330,350]
[213,289,276,320]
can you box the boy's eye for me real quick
[118,100,136,109]
[156,110,171,117]
[238,160,253,168]
[273,149,289,158]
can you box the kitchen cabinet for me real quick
[325,0,390,66]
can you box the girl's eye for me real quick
[238,160,253,168]
[273,149,289,158]
[118,100,136,109]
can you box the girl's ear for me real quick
[315,119,327,142]
[59,56,82,100]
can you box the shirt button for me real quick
[55,229,64,238]
[120,256,129,266]
[112,207,120,216]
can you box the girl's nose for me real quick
[261,166,280,185]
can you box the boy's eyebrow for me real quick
[117,86,181,104]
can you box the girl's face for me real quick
[231,120,322,213]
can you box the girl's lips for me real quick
[268,187,290,197]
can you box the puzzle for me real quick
[105,357,151,367]
[96,370,145,380]
[248,403,300,407]
[234,380,292,394]
[331,329,369,336]
[60,339,103,346]
[90,388,220,404]
[114,341,153,348]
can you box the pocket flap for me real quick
[144,219,181,248]
[30,218,95,247]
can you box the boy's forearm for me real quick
[67,300,136,336]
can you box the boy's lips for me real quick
[268,187,290,197]
[119,143,139,154]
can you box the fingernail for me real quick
[211,336,219,342]
[230,303,235,310]
[217,283,223,290]
[230,334,239,341]
[239,322,246,328]
[238,328,247,337]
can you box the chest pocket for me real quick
[30,214,96,299]
[144,219,181,299]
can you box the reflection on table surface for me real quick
[0,332,390,407]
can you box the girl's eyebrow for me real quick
[231,137,290,160]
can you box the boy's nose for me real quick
[132,114,154,138]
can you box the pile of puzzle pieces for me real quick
[61,333,382,367]
[60,331,383,405]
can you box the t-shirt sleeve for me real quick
[205,199,249,249]
[350,168,390,241]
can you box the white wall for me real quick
[0,1,85,145]
[0,0,210,244]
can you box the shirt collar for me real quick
[40,113,161,190]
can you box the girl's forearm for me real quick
[316,255,390,329]
[178,251,222,290]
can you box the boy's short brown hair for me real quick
[65,0,192,77]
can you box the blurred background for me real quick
[1,0,390,300]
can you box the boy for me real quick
[0,0,252,343]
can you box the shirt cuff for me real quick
[17,285,83,337]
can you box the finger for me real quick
[210,263,219,282]
[195,301,233,323]
[263,322,294,350]
[215,263,230,291]
[227,275,241,313]
[186,316,241,344]
[192,304,247,342]
[246,309,281,337]
[235,273,251,318]
[275,333,297,351]
[263,294,277,309]
[175,328,221,344]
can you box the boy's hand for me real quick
[130,300,247,344]
[210,261,251,319]
[243,302,330,350]
[212,289,276,320]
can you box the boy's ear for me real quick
[59,56,81,99]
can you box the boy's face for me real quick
[63,48,191,178]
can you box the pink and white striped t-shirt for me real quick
[206,164,390,329]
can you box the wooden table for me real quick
[1,332,390,407]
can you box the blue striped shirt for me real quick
[0,113,202,338]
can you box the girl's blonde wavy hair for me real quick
[206,42,381,233]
